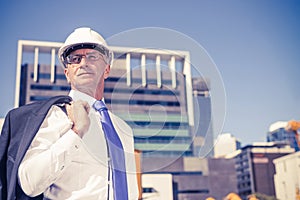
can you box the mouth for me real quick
[77,72,93,76]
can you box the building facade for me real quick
[214,133,241,158]
[273,151,300,200]
[267,121,298,151]
[142,156,237,200]
[15,40,214,158]
[232,143,294,199]
[192,77,214,157]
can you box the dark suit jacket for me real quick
[0,96,72,200]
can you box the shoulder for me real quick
[8,96,71,116]
[6,101,48,123]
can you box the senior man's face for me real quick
[64,48,110,95]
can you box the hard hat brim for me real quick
[59,43,112,67]
[63,43,109,59]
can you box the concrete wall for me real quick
[142,174,173,200]
[273,151,300,200]
[141,156,238,200]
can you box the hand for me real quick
[66,100,90,138]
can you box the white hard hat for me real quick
[58,27,113,67]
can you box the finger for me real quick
[66,104,71,115]
[82,101,90,113]
[66,104,74,122]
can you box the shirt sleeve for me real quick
[18,105,83,197]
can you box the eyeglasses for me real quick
[65,52,105,64]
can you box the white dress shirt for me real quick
[18,90,139,200]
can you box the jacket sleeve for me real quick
[0,112,11,200]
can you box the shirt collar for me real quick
[69,90,101,107]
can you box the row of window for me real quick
[106,76,178,86]
[31,85,70,91]
[30,83,181,96]
[30,72,66,80]
[134,136,191,144]
[104,87,180,96]
[106,98,180,107]
[29,94,180,107]
[127,121,189,129]
[30,72,181,87]
[141,150,193,157]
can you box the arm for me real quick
[0,113,10,200]
[18,105,83,197]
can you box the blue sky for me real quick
[0,0,299,145]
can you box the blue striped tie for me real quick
[93,100,129,200]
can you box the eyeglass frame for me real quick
[64,51,107,65]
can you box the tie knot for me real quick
[93,100,107,112]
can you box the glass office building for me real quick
[15,40,211,158]
[267,121,299,151]
[233,143,294,199]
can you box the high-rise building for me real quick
[192,77,214,157]
[214,133,241,158]
[267,121,299,151]
[15,40,212,158]
[13,39,240,200]
[227,142,294,199]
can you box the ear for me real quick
[64,68,71,83]
[103,64,110,79]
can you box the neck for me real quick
[71,80,104,100]
[72,87,103,100]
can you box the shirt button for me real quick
[61,165,64,170]
[75,144,79,149]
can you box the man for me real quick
[2,27,138,199]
